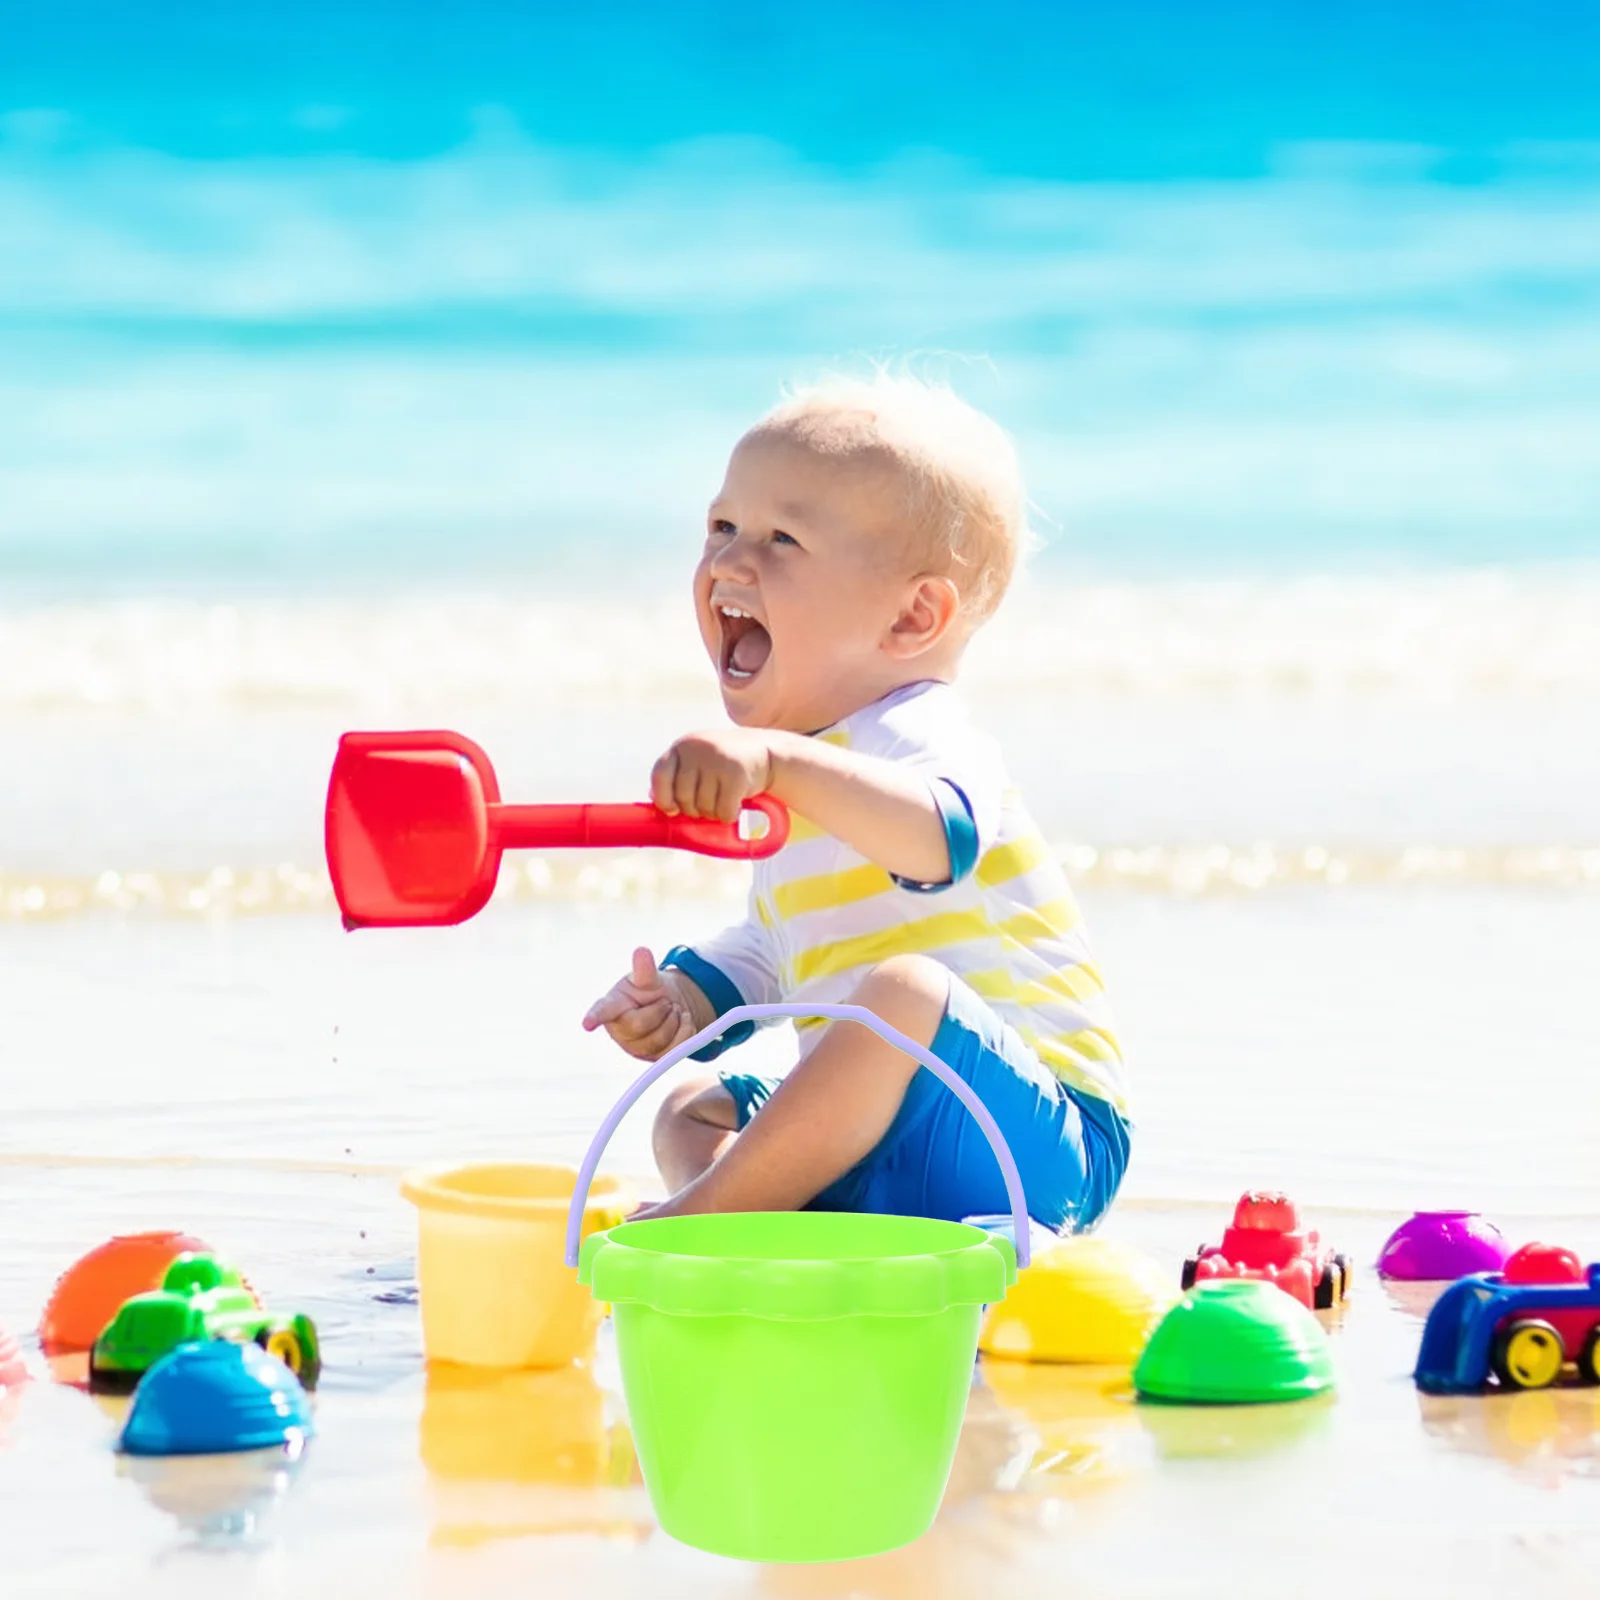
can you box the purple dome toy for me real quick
[1378,1211,1511,1281]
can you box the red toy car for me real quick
[1181,1191,1351,1310]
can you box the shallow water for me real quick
[6,891,1598,1209]
[4,571,1600,884]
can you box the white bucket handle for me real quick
[564,1001,1031,1269]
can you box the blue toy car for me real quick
[1415,1243,1600,1395]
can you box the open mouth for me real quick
[716,603,772,684]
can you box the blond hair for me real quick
[748,372,1029,625]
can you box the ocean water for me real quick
[3,567,1599,880]
[4,109,1600,585]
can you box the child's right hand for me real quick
[581,947,698,1061]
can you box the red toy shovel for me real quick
[326,730,789,928]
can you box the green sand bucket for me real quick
[1133,1280,1336,1404]
[564,1001,1028,1563]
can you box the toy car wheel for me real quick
[1492,1319,1566,1391]
[1180,1256,1199,1291]
[1334,1253,1353,1302]
[259,1327,305,1377]
[1577,1327,1600,1386]
[1313,1264,1339,1310]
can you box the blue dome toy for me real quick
[119,1340,314,1457]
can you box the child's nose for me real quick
[707,533,756,582]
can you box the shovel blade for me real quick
[326,732,501,926]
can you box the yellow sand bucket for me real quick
[401,1162,631,1368]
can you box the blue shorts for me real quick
[717,974,1131,1233]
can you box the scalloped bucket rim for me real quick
[581,1212,1015,1321]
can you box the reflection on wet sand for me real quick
[1313,1298,1350,1335]
[1137,1391,1334,1461]
[978,1360,1146,1490]
[420,1360,651,1548]
[86,1380,309,1549]
[1380,1278,1448,1325]
[117,1441,305,1546]
[1420,1387,1600,1488]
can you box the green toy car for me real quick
[88,1252,321,1392]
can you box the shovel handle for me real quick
[494,794,788,859]
[563,1002,1031,1269]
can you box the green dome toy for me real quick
[1134,1280,1336,1404]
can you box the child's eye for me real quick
[772,529,799,548]
[709,518,736,537]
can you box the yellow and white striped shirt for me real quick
[668,681,1130,1119]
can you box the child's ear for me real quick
[886,575,960,657]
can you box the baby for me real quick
[582,374,1130,1232]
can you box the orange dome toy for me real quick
[41,1231,213,1355]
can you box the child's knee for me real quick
[847,954,951,1042]
[654,1075,738,1136]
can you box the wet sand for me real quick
[2,897,1597,1597]
[2,1182,1598,1600]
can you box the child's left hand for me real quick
[651,728,781,822]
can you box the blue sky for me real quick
[2,3,1598,584]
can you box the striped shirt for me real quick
[663,680,1130,1119]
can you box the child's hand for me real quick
[582,947,699,1060]
[651,728,780,823]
